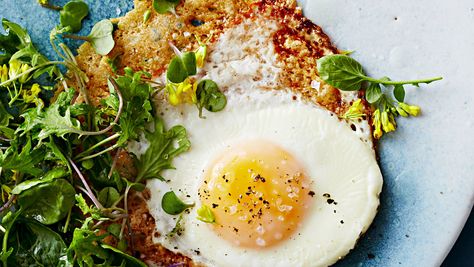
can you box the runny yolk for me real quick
[199,140,314,248]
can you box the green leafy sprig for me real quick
[317,54,442,138]
[63,19,115,56]
[38,0,89,33]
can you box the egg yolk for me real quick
[199,140,313,248]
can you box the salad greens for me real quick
[317,54,442,138]
[0,9,207,264]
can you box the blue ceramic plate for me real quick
[2,0,473,266]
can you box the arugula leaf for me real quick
[17,88,82,140]
[0,139,44,176]
[135,117,191,182]
[9,219,67,267]
[60,1,89,33]
[18,179,76,225]
[196,205,215,224]
[66,219,109,267]
[196,79,227,116]
[161,191,194,215]
[111,68,153,145]
[153,0,181,14]
[167,52,197,83]
[11,168,69,195]
[87,19,115,56]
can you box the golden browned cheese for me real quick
[75,0,354,114]
[75,0,368,265]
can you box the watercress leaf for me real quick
[316,54,368,91]
[135,117,191,182]
[12,168,69,195]
[98,187,120,208]
[394,84,406,102]
[196,205,215,224]
[88,19,115,56]
[101,244,148,267]
[18,179,76,225]
[161,191,194,215]
[10,219,67,267]
[365,83,383,104]
[60,1,89,33]
[153,0,180,14]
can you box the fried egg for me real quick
[133,17,382,267]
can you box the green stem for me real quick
[0,61,64,87]
[75,133,120,159]
[365,76,443,86]
[78,143,120,162]
[40,3,62,11]
[62,34,90,42]
[63,208,72,234]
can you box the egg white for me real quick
[133,17,383,267]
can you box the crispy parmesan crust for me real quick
[76,0,370,265]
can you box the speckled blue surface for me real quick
[2,1,473,266]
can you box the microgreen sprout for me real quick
[161,191,194,215]
[317,54,442,139]
[38,0,89,33]
[62,19,115,56]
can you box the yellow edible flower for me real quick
[398,102,421,117]
[372,109,383,139]
[38,0,49,5]
[23,83,42,104]
[194,35,208,69]
[8,60,30,84]
[0,64,8,83]
[381,110,396,133]
[166,78,197,106]
[341,99,366,120]
[1,184,12,203]
[18,63,31,84]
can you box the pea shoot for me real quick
[317,54,442,139]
